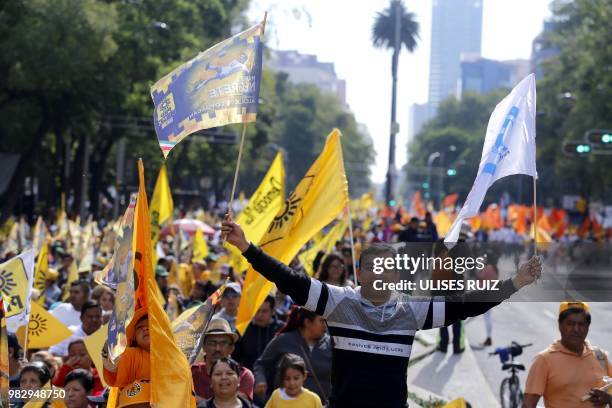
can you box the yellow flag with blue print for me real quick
[151,20,265,158]
[236,129,349,334]
[0,250,35,329]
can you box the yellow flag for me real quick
[225,151,285,273]
[135,159,195,407]
[34,244,48,304]
[150,164,174,257]
[23,380,65,408]
[31,217,47,253]
[192,229,209,262]
[61,260,78,301]
[0,250,35,329]
[298,217,348,276]
[83,324,109,387]
[441,398,468,408]
[16,301,72,349]
[1,298,9,407]
[236,129,349,334]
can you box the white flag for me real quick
[446,74,537,243]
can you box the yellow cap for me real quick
[117,380,150,407]
[559,301,590,314]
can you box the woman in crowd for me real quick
[30,350,61,380]
[205,357,253,408]
[15,362,52,407]
[63,369,95,408]
[53,340,104,395]
[265,353,322,408]
[91,285,115,324]
[253,307,331,404]
[316,253,353,287]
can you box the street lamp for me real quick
[426,152,441,201]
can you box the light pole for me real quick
[426,152,441,201]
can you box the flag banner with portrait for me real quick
[172,282,226,364]
[151,20,265,158]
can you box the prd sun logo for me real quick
[0,269,17,297]
[268,193,301,233]
[28,312,47,337]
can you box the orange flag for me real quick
[134,160,195,408]
[442,193,459,209]
[410,191,426,218]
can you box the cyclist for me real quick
[523,302,612,407]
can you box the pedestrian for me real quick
[213,282,241,331]
[264,353,322,408]
[14,362,52,407]
[91,285,115,324]
[397,217,420,243]
[63,369,95,408]
[253,307,331,404]
[316,253,353,288]
[53,340,104,395]
[233,295,284,371]
[204,357,253,408]
[476,253,499,347]
[191,318,255,405]
[222,216,542,408]
[50,280,90,328]
[50,301,102,357]
[7,333,23,387]
[523,302,612,408]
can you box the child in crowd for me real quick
[102,307,151,407]
[265,354,322,408]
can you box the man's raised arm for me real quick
[221,215,311,306]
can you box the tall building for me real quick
[531,21,559,80]
[267,50,347,107]
[459,55,530,97]
[408,103,432,143]
[428,0,483,110]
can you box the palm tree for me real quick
[372,0,419,204]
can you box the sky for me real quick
[247,0,554,184]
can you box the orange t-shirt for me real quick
[103,347,151,388]
[525,340,612,408]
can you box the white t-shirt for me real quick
[50,303,81,328]
[48,325,86,357]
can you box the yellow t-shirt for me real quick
[525,340,612,408]
[265,388,323,408]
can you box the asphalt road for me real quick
[464,255,612,404]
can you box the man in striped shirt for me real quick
[222,218,542,408]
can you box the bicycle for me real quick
[490,341,532,408]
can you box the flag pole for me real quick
[22,315,30,362]
[533,176,538,257]
[346,205,357,282]
[228,123,248,217]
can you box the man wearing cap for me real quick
[155,265,169,300]
[43,267,62,309]
[212,282,241,331]
[524,302,612,408]
[191,318,255,404]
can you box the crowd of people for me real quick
[0,199,610,407]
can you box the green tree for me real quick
[372,0,419,203]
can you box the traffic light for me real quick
[447,168,457,176]
[562,142,591,156]
[586,129,612,146]
[421,182,429,189]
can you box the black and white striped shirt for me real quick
[243,244,517,408]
